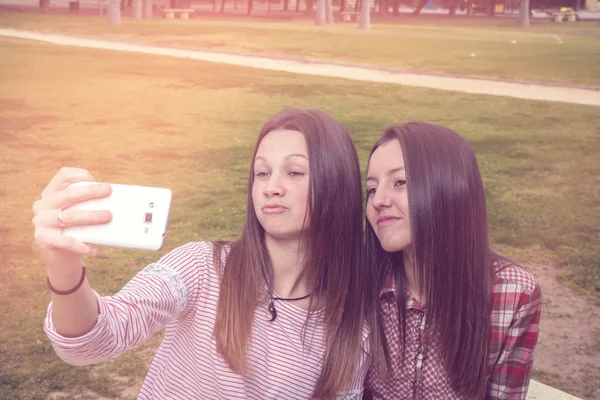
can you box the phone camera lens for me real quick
[149,202,154,208]
[145,213,153,223]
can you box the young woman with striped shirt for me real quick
[33,108,374,399]
[363,123,542,399]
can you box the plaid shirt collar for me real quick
[379,275,424,311]
[379,275,396,297]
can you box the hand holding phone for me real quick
[62,182,173,251]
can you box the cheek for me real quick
[366,205,377,229]
[300,182,310,209]
[251,183,261,207]
[399,194,410,215]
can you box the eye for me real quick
[366,187,376,197]
[394,179,407,187]
[288,171,305,177]
[255,171,270,178]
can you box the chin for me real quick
[264,229,302,241]
[381,243,402,253]
[380,238,410,253]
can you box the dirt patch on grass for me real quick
[0,98,31,111]
[526,261,600,400]
[0,115,61,137]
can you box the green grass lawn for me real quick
[1,13,600,86]
[0,36,598,399]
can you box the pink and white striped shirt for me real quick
[45,242,370,399]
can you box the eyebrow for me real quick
[254,154,309,163]
[366,167,405,182]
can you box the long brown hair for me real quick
[213,108,370,397]
[366,122,492,398]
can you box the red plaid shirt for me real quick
[365,259,542,399]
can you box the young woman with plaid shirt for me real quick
[363,122,542,400]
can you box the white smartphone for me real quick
[62,182,173,251]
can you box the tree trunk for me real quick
[517,0,529,26]
[340,0,345,12]
[39,0,49,12]
[316,0,326,24]
[412,0,428,14]
[220,0,226,13]
[379,0,387,14]
[306,0,315,15]
[132,0,142,18]
[107,0,122,24]
[143,0,152,18]
[360,0,371,29]
[488,0,496,16]
[284,0,289,11]
[247,0,254,13]
[325,0,333,22]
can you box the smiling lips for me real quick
[262,204,287,214]
[378,215,400,225]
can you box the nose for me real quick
[371,186,391,209]
[264,172,285,197]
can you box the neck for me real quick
[401,247,424,304]
[266,235,309,298]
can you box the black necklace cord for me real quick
[268,293,312,321]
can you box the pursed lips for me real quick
[262,204,287,214]
[378,215,400,225]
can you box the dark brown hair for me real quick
[366,122,491,398]
[213,108,370,397]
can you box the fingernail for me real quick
[91,247,99,256]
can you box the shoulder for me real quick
[158,241,230,270]
[144,242,230,308]
[491,258,542,317]
[492,258,539,297]
[144,241,223,288]
[164,241,216,259]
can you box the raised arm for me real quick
[33,167,113,337]
[35,169,208,366]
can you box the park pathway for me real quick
[1,28,599,107]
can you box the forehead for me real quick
[255,129,308,158]
[368,140,404,172]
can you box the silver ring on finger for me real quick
[57,210,68,228]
